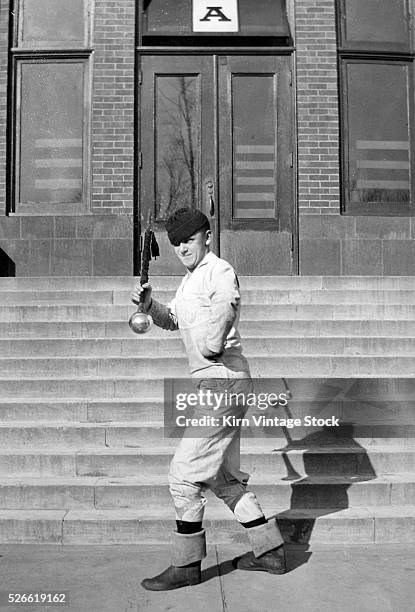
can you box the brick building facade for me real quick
[0,0,414,276]
[296,0,415,275]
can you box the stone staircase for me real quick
[0,276,414,545]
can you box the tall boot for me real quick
[141,529,206,591]
[233,518,286,574]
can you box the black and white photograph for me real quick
[0,1,414,611]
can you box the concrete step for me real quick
[3,337,415,357]
[2,275,415,290]
[0,378,132,399]
[3,376,415,399]
[3,304,415,322]
[1,398,414,424]
[0,473,413,510]
[0,422,413,449]
[5,288,415,305]
[0,445,413,477]
[2,320,415,339]
[89,474,415,510]
[0,505,413,544]
[0,290,116,305]
[0,400,160,422]
[1,355,415,377]
[0,276,412,547]
[115,288,415,305]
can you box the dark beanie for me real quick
[166,207,210,246]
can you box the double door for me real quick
[140,54,295,275]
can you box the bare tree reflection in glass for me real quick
[156,76,199,219]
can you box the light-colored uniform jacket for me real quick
[149,251,251,378]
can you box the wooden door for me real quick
[139,54,295,275]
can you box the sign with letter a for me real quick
[193,0,239,32]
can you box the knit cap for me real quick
[166,207,210,246]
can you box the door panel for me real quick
[140,56,216,274]
[139,54,295,275]
[218,55,294,274]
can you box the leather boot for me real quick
[141,562,201,591]
[233,518,286,574]
[233,545,286,574]
[141,529,206,591]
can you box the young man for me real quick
[131,207,285,591]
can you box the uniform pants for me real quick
[168,378,265,523]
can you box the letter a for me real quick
[200,7,232,22]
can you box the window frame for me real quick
[12,53,92,215]
[339,56,415,216]
[337,0,415,216]
[337,0,413,54]
[16,0,91,50]
[140,0,293,47]
[8,0,93,215]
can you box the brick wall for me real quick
[295,0,415,275]
[295,0,340,215]
[0,0,136,276]
[2,0,415,276]
[92,0,136,214]
[0,0,9,217]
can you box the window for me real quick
[232,75,278,219]
[155,75,201,217]
[337,0,415,215]
[141,0,292,46]
[18,0,87,47]
[10,0,92,214]
[338,0,411,52]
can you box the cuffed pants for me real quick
[169,378,267,524]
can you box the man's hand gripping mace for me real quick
[129,213,159,334]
